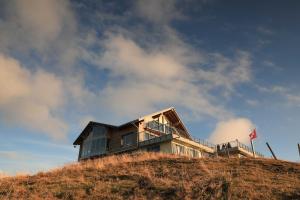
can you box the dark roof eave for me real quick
[73,120,139,145]
[118,119,139,128]
[73,121,117,145]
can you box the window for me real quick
[144,132,156,141]
[147,145,160,152]
[188,148,199,158]
[81,126,107,158]
[121,132,136,146]
[174,144,185,155]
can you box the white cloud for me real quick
[135,0,184,24]
[286,94,300,107]
[0,0,95,139]
[0,0,76,53]
[0,0,255,140]
[0,54,68,139]
[193,51,252,96]
[209,118,255,144]
[246,99,259,106]
[91,34,245,119]
[257,26,274,35]
[256,84,300,107]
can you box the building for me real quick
[73,107,263,160]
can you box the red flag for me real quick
[249,129,257,140]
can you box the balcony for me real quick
[145,120,175,135]
[217,140,264,157]
[144,120,215,151]
[191,136,215,150]
[139,132,173,147]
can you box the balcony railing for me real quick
[217,140,264,157]
[109,143,138,154]
[145,120,175,135]
[191,136,216,150]
[145,120,215,150]
[139,132,173,147]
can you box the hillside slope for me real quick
[0,153,299,200]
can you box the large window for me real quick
[81,126,107,158]
[147,145,160,152]
[174,144,185,155]
[121,132,136,146]
[188,148,199,158]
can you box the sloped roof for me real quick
[73,107,191,145]
[73,120,138,145]
[139,107,192,139]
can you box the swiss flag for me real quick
[249,129,257,140]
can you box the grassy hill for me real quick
[0,152,299,200]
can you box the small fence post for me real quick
[226,143,230,158]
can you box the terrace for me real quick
[143,120,215,151]
[217,140,264,157]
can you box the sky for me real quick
[0,0,300,175]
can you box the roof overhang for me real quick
[73,122,117,145]
[73,120,139,145]
[139,107,192,139]
[73,107,191,145]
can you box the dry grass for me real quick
[0,152,299,200]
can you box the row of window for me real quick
[173,144,201,158]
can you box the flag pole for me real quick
[250,139,256,158]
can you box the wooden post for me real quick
[266,142,277,160]
[215,145,219,157]
[226,143,230,158]
[250,139,256,158]
[298,143,300,159]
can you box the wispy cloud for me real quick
[256,85,300,107]
[86,32,252,120]
[262,60,282,71]
[135,0,185,24]
[80,0,253,120]
[286,94,300,107]
[246,99,259,107]
[257,26,275,35]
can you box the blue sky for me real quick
[0,0,300,175]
